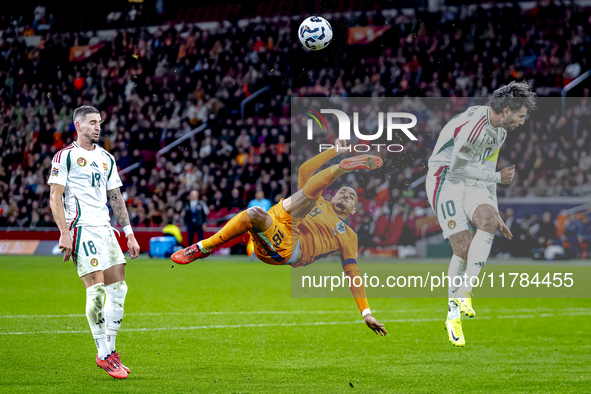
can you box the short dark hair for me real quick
[338,186,358,203]
[489,81,537,114]
[72,106,100,123]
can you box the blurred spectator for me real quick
[182,190,209,246]
[248,191,271,212]
[356,215,375,249]
[496,208,528,258]
[564,214,584,257]
[536,212,558,247]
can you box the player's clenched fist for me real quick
[500,165,516,184]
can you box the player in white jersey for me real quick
[48,106,140,379]
[426,82,537,346]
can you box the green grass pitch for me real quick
[1,255,590,393]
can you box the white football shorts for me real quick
[70,225,126,277]
[426,167,496,239]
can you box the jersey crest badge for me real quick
[448,220,457,230]
[77,157,87,167]
[336,221,346,234]
[51,167,59,177]
[103,163,108,171]
[459,145,471,154]
[90,258,99,267]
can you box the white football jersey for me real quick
[47,142,123,229]
[428,105,507,184]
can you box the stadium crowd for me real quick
[0,1,590,258]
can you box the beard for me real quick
[502,121,518,131]
[85,132,99,143]
[336,202,347,211]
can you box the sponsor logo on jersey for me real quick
[51,167,59,176]
[448,220,457,230]
[459,145,471,154]
[90,161,99,168]
[336,221,346,234]
[90,258,99,267]
[103,163,108,171]
[77,157,87,167]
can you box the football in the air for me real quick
[298,16,333,51]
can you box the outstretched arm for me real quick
[343,261,387,336]
[107,188,140,259]
[341,235,386,335]
[298,139,349,189]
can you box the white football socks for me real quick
[86,283,110,359]
[447,301,460,320]
[197,241,211,253]
[460,230,494,293]
[447,254,467,320]
[104,281,128,354]
[447,254,467,297]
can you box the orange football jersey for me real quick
[292,196,358,268]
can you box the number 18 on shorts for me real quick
[70,225,126,277]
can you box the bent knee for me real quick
[247,206,267,220]
[480,218,497,233]
[473,205,498,233]
[247,207,272,230]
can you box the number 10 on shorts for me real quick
[440,200,456,219]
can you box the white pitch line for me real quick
[1,307,588,319]
[1,311,590,336]
[0,310,388,319]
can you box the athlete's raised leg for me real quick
[171,206,273,264]
[286,155,382,218]
[286,165,348,218]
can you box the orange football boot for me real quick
[96,354,128,379]
[171,243,211,265]
[111,351,130,374]
[338,155,383,171]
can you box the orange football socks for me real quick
[201,211,253,251]
[301,165,347,200]
[298,148,338,189]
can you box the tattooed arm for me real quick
[108,188,140,259]
[108,188,130,227]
